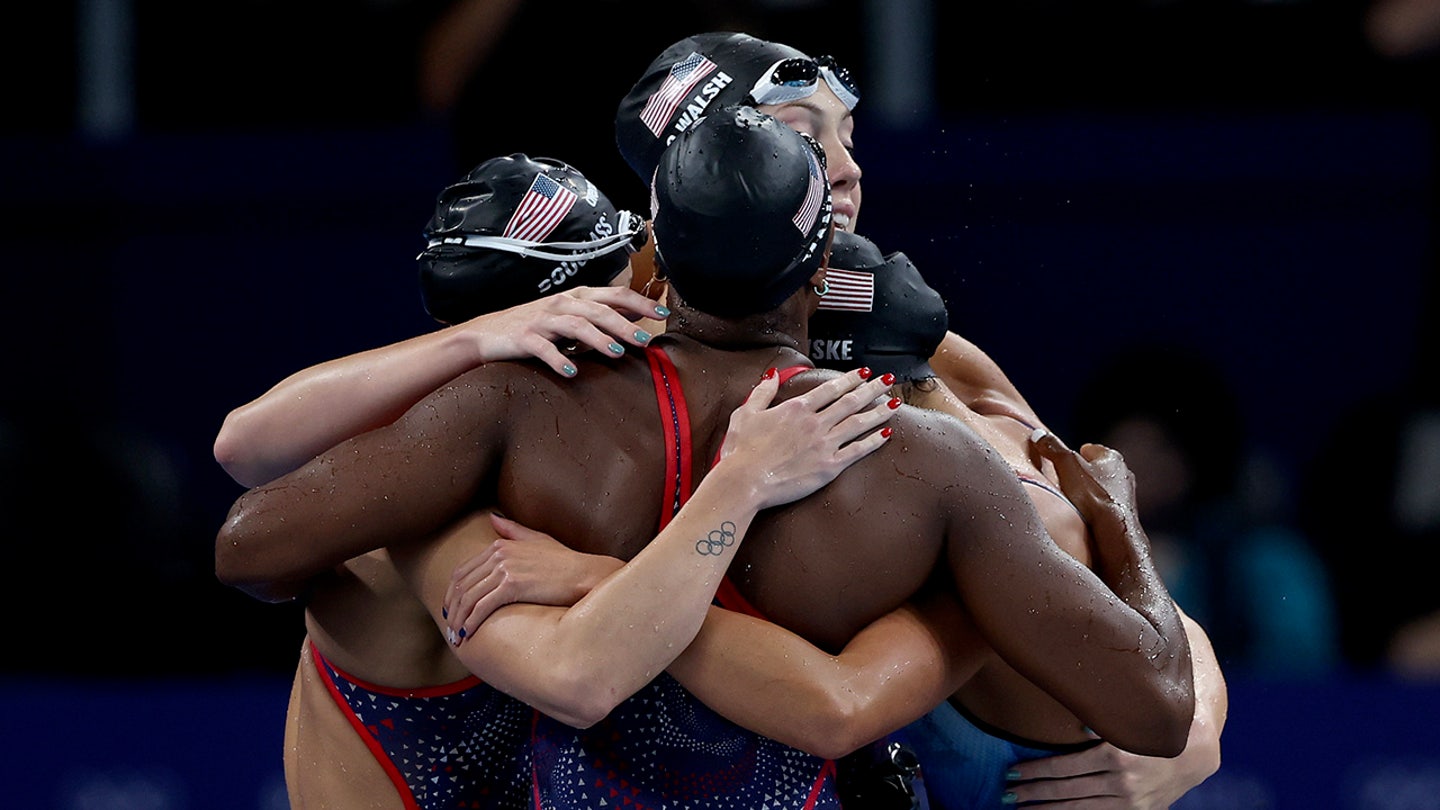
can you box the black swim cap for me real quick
[651,105,832,318]
[808,231,949,382]
[616,32,810,189]
[417,154,646,324]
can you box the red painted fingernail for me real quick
[881,373,896,386]
[857,367,872,380]
[762,367,777,380]
[881,427,893,438]
[888,397,902,410]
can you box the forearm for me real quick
[214,327,478,487]
[1177,611,1226,786]
[1074,505,1195,754]
[955,452,1193,757]
[1003,615,1224,809]
[216,458,463,603]
[216,385,493,603]
[454,463,766,727]
[668,598,976,760]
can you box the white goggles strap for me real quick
[422,211,645,262]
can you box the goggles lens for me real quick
[771,58,820,87]
[750,55,859,111]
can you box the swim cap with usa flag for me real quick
[616,32,810,188]
[808,231,949,383]
[651,105,832,318]
[417,153,645,323]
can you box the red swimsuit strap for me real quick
[648,352,816,620]
[647,346,694,527]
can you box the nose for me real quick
[826,143,861,191]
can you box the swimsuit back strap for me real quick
[647,346,694,527]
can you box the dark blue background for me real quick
[2,2,1436,807]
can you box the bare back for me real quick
[222,326,1191,756]
[485,334,975,652]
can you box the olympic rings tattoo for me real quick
[695,521,738,556]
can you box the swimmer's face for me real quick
[760,83,861,233]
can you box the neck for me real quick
[665,296,810,355]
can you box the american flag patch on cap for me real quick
[792,149,824,234]
[503,173,577,242]
[641,52,718,136]
[815,268,875,312]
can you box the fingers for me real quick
[448,514,580,645]
[830,420,892,467]
[821,374,897,447]
[1028,426,1073,460]
[1029,427,1096,495]
[1003,770,1122,805]
[445,550,498,640]
[1030,427,1088,475]
[767,367,894,451]
[558,287,667,346]
[1003,744,1127,805]
[525,340,582,379]
[446,545,495,609]
[780,368,889,435]
[519,287,671,378]
[1005,741,1112,781]
[569,285,672,322]
[455,576,510,644]
[741,368,781,409]
[793,367,877,412]
[468,286,670,377]
[543,310,649,360]
[489,512,529,540]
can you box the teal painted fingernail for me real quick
[1004,768,1021,781]
[634,330,652,344]
[562,363,577,377]
[608,342,625,355]
[1001,792,1018,805]
[654,305,671,317]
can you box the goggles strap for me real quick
[820,67,859,110]
[422,210,646,262]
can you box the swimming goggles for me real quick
[749,55,860,111]
[424,209,648,262]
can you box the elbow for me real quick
[213,415,248,483]
[1099,685,1195,758]
[214,408,288,489]
[1095,628,1199,758]
[1143,696,1196,758]
[778,689,877,760]
[804,725,873,762]
[215,564,305,605]
[547,693,612,730]
[535,663,629,730]
[214,517,306,604]
[213,423,267,489]
[214,553,303,605]
[1192,727,1223,784]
